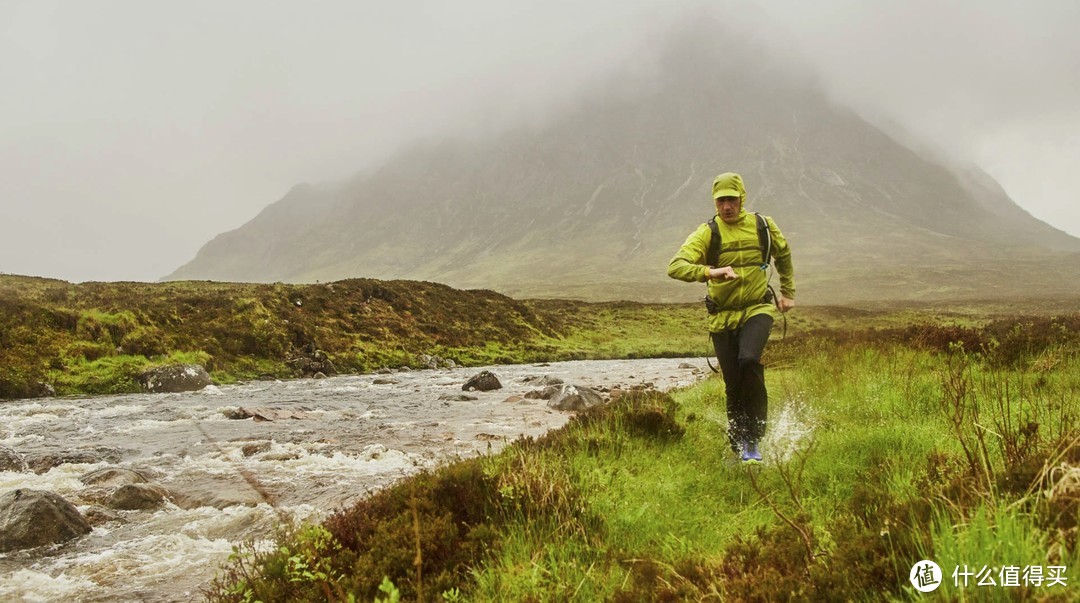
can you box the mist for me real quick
[2,0,1078,283]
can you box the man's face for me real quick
[715,196,741,223]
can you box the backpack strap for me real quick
[706,217,721,267]
[755,212,772,269]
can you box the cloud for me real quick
[1,0,1077,282]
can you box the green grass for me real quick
[2,274,1078,598]
[204,315,1079,601]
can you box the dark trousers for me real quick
[711,314,774,451]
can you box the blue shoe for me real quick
[741,441,762,463]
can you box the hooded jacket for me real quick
[667,179,795,332]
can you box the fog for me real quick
[2,0,1078,282]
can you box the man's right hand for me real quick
[705,266,738,281]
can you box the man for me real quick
[667,172,795,462]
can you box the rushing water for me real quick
[0,358,707,602]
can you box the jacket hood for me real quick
[711,172,746,202]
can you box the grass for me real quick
[203,313,1079,601]
[0,275,714,398]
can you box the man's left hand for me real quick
[778,296,795,313]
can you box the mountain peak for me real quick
[166,19,1080,302]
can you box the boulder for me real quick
[418,354,457,370]
[262,451,302,462]
[547,384,605,412]
[287,349,337,377]
[372,378,399,385]
[139,364,212,393]
[221,407,249,420]
[463,371,502,392]
[80,467,149,487]
[223,407,311,421]
[418,354,440,370]
[167,479,266,510]
[241,442,272,457]
[438,394,478,402]
[27,447,124,474]
[524,386,561,400]
[34,382,57,397]
[108,484,170,510]
[82,505,125,526]
[0,446,29,472]
[0,489,92,552]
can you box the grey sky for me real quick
[2,0,1078,283]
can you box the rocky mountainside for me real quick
[166,21,1080,303]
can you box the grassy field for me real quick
[3,274,1077,599]
[0,275,709,399]
[202,307,1079,601]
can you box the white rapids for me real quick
[0,358,708,602]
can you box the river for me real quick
[0,357,707,602]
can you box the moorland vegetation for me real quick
[2,274,1077,600]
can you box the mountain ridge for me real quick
[166,18,1080,303]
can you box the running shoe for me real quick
[741,440,762,463]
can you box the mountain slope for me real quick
[166,21,1080,303]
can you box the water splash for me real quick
[762,393,815,464]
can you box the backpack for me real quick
[706,212,772,270]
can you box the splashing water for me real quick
[762,393,815,464]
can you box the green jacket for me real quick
[667,208,795,332]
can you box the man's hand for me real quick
[705,266,738,281]
[778,295,795,313]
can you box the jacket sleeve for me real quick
[766,216,795,299]
[667,223,712,283]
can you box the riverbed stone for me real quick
[82,505,125,526]
[547,384,605,412]
[80,467,150,487]
[27,447,125,474]
[438,393,478,401]
[0,489,92,552]
[167,479,267,510]
[287,349,336,378]
[463,370,502,392]
[241,442,272,457]
[261,451,302,462]
[139,364,212,393]
[108,484,170,510]
[0,446,29,472]
[524,385,560,400]
[223,407,311,421]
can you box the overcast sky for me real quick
[2,0,1078,283]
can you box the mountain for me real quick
[166,19,1080,304]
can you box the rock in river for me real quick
[547,384,605,411]
[463,370,502,392]
[108,484,170,510]
[0,446,29,472]
[0,489,92,552]
[139,364,212,393]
